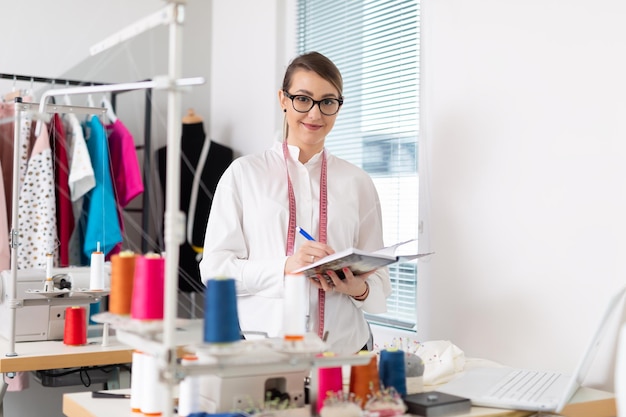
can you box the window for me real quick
[296,0,421,329]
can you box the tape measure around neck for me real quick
[283,141,328,338]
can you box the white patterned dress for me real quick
[17,123,57,269]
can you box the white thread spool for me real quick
[43,253,54,292]
[141,352,165,415]
[89,242,105,290]
[178,354,201,417]
[283,273,307,341]
[130,350,144,413]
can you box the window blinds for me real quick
[297,0,421,329]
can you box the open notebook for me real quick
[438,286,626,413]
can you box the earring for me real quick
[283,109,287,113]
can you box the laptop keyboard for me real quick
[485,369,561,402]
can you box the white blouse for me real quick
[200,141,391,355]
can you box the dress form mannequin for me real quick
[157,110,233,294]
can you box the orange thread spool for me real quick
[109,251,136,315]
[349,352,380,408]
[63,306,87,345]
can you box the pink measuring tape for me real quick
[283,141,328,338]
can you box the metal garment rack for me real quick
[0,96,107,408]
[0,72,155,253]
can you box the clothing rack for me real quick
[0,72,155,253]
[7,98,107,353]
[0,73,106,86]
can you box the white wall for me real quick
[418,0,626,391]
[2,1,626,414]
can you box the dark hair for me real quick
[282,51,343,98]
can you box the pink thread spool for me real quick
[317,352,343,414]
[131,254,165,320]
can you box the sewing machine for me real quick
[0,267,107,342]
[198,367,308,413]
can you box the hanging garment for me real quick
[50,114,74,266]
[17,123,57,270]
[65,112,95,266]
[106,119,144,256]
[0,159,10,271]
[157,122,233,292]
[0,102,13,219]
[0,103,14,270]
[0,100,35,225]
[107,119,143,207]
[66,112,95,202]
[79,116,122,261]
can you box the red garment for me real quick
[51,114,73,266]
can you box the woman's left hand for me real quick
[309,267,374,298]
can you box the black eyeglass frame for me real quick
[283,90,344,116]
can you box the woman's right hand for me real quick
[285,241,335,274]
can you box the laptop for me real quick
[437,286,626,413]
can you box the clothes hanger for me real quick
[101,95,118,123]
[182,108,203,124]
[3,75,24,102]
[63,81,72,106]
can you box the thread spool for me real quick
[131,253,165,320]
[379,348,407,396]
[89,242,105,290]
[283,273,306,341]
[317,352,343,414]
[203,278,240,343]
[141,352,165,415]
[109,251,136,315]
[130,350,144,413]
[178,354,201,417]
[349,352,380,407]
[63,306,87,345]
[43,253,54,292]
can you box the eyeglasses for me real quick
[283,90,343,116]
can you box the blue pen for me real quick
[296,226,315,241]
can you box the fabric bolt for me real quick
[17,123,57,269]
[79,116,122,260]
[50,114,74,266]
[200,140,391,355]
[157,122,233,292]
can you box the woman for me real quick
[200,51,391,355]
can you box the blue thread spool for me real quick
[204,278,241,343]
[379,348,407,396]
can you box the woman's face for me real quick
[279,69,341,151]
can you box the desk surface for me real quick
[0,320,204,373]
[62,387,616,417]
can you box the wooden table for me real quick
[0,320,203,374]
[1,320,204,417]
[63,386,616,417]
[0,336,131,374]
